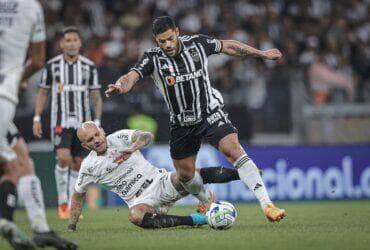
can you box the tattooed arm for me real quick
[68,191,86,231]
[220,40,282,60]
[114,130,154,164]
[130,130,154,150]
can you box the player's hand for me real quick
[105,83,123,98]
[114,147,136,164]
[33,121,43,138]
[68,224,77,232]
[262,49,282,60]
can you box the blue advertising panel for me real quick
[106,144,370,205]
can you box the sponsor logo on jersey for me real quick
[57,82,63,93]
[166,75,175,86]
[175,69,202,84]
[207,112,222,125]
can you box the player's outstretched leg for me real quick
[219,133,286,222]
[129,204,207,229]
[199,166,240,184]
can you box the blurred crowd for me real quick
[20,0,370,136]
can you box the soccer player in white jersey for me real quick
[0,0,76,249]
[68,122,241,230]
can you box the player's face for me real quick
[155,28,180,57]
[61,32,81,57]
[82,127,107,154]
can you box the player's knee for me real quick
[128,210,144,226]
[178,168,195,182]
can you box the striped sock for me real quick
[234,154,272,209]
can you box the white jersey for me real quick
[75,129,160,205]
[0,0,46,103]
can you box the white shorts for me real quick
[127,169,182,214]
[0,98,17,163]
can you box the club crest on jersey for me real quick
[188,47,200,62]
[166,75,176,86]
[57,82,63,93]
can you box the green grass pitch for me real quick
[1,201,369,250]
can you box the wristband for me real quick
[33,115,41,122]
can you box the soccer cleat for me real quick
[58,204,70,220]
[0,219,36,250]
[196,191,216,214]
[33,231,78,250]
[190,212,207,226]
[264,204,286,222]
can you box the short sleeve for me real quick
[38,64,52,89]
[89,65,101,90]
[194,34,222,56]
[130,52,154,78]
[30,1,46,43]
[75,171,95,194]
[111,129,137,146]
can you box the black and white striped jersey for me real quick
[131,34,224,125]
[39,54,100,129]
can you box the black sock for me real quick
[140,213,193,229]
[200,166,240,184]
[0,180,17,221]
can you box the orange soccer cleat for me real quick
[197,191,216,214]
[58,203,70,220]
[264,204,286,222]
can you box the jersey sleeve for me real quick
[111,129,137,146]
[75,163,95,193]
[194,34,222,56]
[30,1,46,43]
[38,64,52,89]
[130,52,154,78]
[89,65,101,90]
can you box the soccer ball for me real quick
[206,200,237,230]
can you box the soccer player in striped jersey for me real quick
[33,26,102,220]
[106,16,285,222]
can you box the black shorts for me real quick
[53,127,88,158]
[170,109,238,160]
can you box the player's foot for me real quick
[197,191,216,214]
[190,213,207,226]
[0,219,36,250]
[58,203,70,220]
[33,231,78,250]
[264,204,286,222]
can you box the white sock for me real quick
[55,164,69,205]
[17,175,50,233]
[181,171,211,203]
[68,170,79,206]
[235,154,272,209]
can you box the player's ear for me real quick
[175,27,179,36]
[81,142,89,150]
